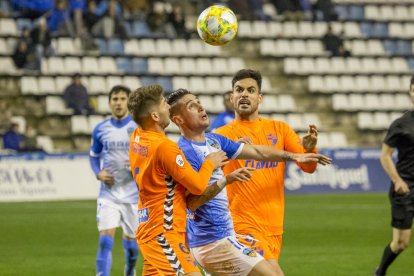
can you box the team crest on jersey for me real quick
[127,127,135,136]
[207,139,220,150]
[138,208,149,224]
[134,136,140,143]
[242,248,257,257]
[176,154,184,167]
[267,133,278,146]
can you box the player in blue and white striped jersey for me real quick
[89,85,139,276]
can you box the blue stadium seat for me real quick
[349,5,364,20]
[123,21,133,37]
[359,22,372,37]
[156,77,173,92]
[141,77,157,86]
[16,18,32,31]
[396,40,411,55]
[334,5,348,20]
[132,58,147,73]
[408,58,414,71]
[116,57,132,73]
[382,40,396,55]
[372,23,388,38]
[95,38,107,53]
[107,39,124,55]
[132,21,151,37]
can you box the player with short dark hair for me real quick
[128,84,227,276]
[216,69,321,275]
[167,88,330,276]
[374,76,414,276]
[89,85,138,276]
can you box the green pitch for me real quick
[0,194,412,275]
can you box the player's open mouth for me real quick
[201,114,208,120]
[239,100,250,106]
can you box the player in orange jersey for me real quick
[216,69,321,275]
[127,84,227,276]
[166,88,330,276]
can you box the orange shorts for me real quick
[237,231,283,261]
[138,231,200,276]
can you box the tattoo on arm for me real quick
[281,151,294,161]
[187,182,223,211]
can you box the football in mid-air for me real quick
[196,5,238,46]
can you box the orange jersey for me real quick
[216,117,317,236]
[129,128,214,243]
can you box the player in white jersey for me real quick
[89,85,139,276]
[167,89,331,276]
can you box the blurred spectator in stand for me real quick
[20,27,32,45]
[227,0,250,20]
[248,0,271,20]
[322,25,351,57]
[22,125,44,152]
[338,44,351,57]
[83,0,100,32]
[168,3,189,38]
[10,0,53,19]
[92,0,128,39]
[12,40,40,71]
[0,100,12,132]
[314,0,337,21]
[63,73,94,115]
[47,0,76,37]
[123,0,148,20]
[228,0,272,21]
[2,122,24,152]
[30,17,54,57]
[69,0,87,37]
[146,2,175,37]
[298,0,313,19]
[210,91,235,131]
[270,0,304,20]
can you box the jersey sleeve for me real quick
[282,122,317,173]
[212,133,244,159]
[157,140,214,195]
[384,119,401,148]
[90,125,103,157]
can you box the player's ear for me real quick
[171,114,183,126]
[258,93,263,104]
[150,111,160,122]
[230,92,235,103]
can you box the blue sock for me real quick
[96,234,114,276]
[122,239,139,276]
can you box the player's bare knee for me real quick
[100,228,116,237]
[398,239,410,251]
[248,260,280,276]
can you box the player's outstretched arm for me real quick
[187,167,253,211]
[237,144,332,165]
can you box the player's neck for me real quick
[235,112,258,122]
[113,113,129,121]
[143,122,165,134]
[183,129,205,143]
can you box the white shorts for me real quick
[96,199,138,238]
[191,235,264,276]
